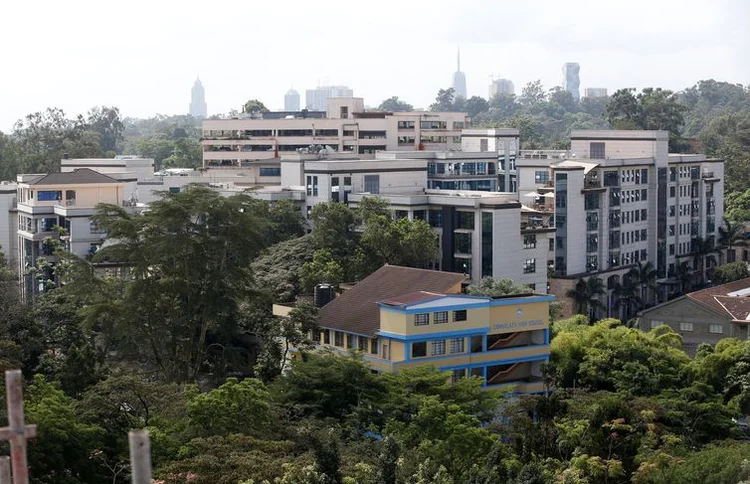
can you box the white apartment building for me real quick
[550,130,724,315]
[305,86,353,111]
[15,169,129,298]
[584,88,608,98]
[489,78,515,98]
[201,97,469,169]
[275,151,551,291]
[0,182,18,268]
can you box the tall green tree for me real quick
[565,277,605,319]
[430,88,456,112]
[377,96,413,112]
[90,187,269,381]
[243,99,269,114]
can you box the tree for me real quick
[606,88,688,148]
[278,302,320,367]
[243,99,269,114]
[565,277,605,319]
[464,96,490,119]
[719,217,747,263]
[188,377,270,436]
[377,96,413,112]
[358,215,439,274]
[694,236,716,286]
[309,202,357,261]
[251,235,317,303]
[612,275,641,320]
[466,277,532,296]
[712,262,750,284]
[725,188,750,222]
[430,88,456,112]
[269,198,307,243]
[520,80,547,107]
[299,249,344,294]
[548,86,578,113]
[90,187,269,382]
[85,106,124,154]
[629,261,658,309]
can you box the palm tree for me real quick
[693,237,716,287]
[566,276,606,320]
[676,261,693,294]
[630,261,658,309]
[613,275,642,320]
[719,218,747,264]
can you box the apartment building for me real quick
[277,151,551,290]
[312,265,554,393]
[550,130,724,316]
[0,182,18,267]
[15,169,128,298]
[638,277,750,356]
[201,97,469,167]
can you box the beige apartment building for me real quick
[15,169,128,298]
[201,97,469,170]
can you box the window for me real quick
[412,342,427,357]
[479,139,488,152]
[449,338,465,353]
[364,175,380,194]
[346,334,355,349]
[37,190,62,201]
[455,232,472,254]
[670,186,675,198]
[669,206,675,217]
[524,234,537,249]
[650,320,664,329]
[306,176,319,196]
[585,193,600,210]
[455,211,475,230]
[549,238,555,251]
[534,171,549,184]
[414,313,429,326]
[434,311,448,324]
[603,171,619,187]
[641,209,647,220]
[590,142,606,159]
[709,324,724,334]
[641,169,649,184]
[453,310,467,322]
[641,189,648,201]
[679,322,694,332]
[523,258,536,274]
[451,369,466,384]
[259,167,281,176]
[168,186,180,194]
[334,331,344,347]
[370,338,378,354]
[431,340,446,356]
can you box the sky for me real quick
[1,0,748,131]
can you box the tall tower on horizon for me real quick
[451,46,467,100]
[189,77,207,118]
[562,63,580,101]
[285,88,300,111]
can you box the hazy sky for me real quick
[1,0,748,131]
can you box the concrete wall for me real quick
[0,186,17,266]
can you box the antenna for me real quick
[457,45,461,72]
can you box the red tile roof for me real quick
[686,277,750,320]
[319,265,466,336]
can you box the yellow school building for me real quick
[311,265,554,394]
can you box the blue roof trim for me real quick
[489,295,555,306]
[417,348,549,367]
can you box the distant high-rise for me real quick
[452,47,467,99]
[305,85,354,111]
[584,87,608,98]
[489,78,514,98]
[285,88,300,111]
[562,63,580,101]
[189,77,207,118]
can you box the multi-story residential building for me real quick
[490,78,515,98]
[0,182,18,267]
[306,265,554,393]
[550,130,724,317]
[638,277,750,356]
[562,62,581,101]
[584,88,608,98]
[15,169,129,298]
[284,88,300,111]
[189,77,207,119]
[305,85,353,111]
[201,97,469,167]
[277,149,551,290]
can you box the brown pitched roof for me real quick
[380,291,445,307]
[686,277,750,319]
[319,265,466,336]
[28,168,120,185]
[714,296,750,322]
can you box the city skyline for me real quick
[1,0,748,130]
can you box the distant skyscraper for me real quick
[584,87,608,98]
[285,88,300,111]
[452,47,467,99]
[489,78,514,98]
[189,77,207,118]
[305,85,354,111]
[562,63,580,101]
